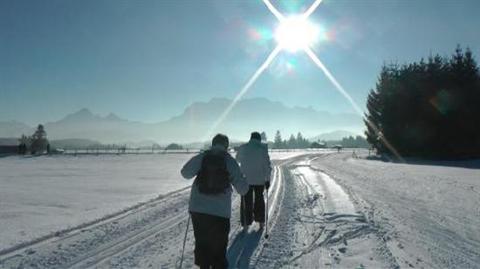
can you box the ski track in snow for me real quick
[246,155,397,269]
[1,152,400,269]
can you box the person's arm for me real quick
[235,146,244,164]
[180,153,204,179]
[263,147,272,188]
[226,155,249,195]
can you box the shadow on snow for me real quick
[227,229,263,268]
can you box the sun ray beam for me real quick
[203,45,282,141]
[262,0,284,21]
[302,0,323,19]
[304,48,362,115]
[304,47,404,161]
[201,1,403,160]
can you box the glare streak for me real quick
[304,47,403,161]
[203,45,282,141]
[304,47,363,116]
[204,0,403,161]
[262,0,284,21]
[302,0,323,19]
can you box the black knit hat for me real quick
[212,133,229,148]
[250,132,261,141]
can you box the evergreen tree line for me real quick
[269,131,369,149]
[365,46,480,158]
[339,136,370,148]
[272,130,310,149]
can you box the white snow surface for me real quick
[0,154,196,250]
[0,152,311,251]
[1,150,479,269]
[311,151,480,268]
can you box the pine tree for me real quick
[274,130,283,149]
[260,131,267,142]
[365,46,480,158]
[295,132,309,148]
[287,134,296,149]
[30,124,49,154]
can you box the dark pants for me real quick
[240,185,265,226]
[190,212,230,269]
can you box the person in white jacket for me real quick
[181,134,248,269]
[236,132,272,230]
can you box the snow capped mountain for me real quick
[0,98,364,143]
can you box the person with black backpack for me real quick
[181,134,248,269]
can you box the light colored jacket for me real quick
[235,139,272,185]
[181,145,249,219]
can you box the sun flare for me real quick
[274,16,319,52]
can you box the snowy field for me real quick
[0,154,197,251]
[311,151,480,268]
[0,152,312,252]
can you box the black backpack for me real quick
[195,150,230,194]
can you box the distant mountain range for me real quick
[0,98,364,144]
[309,130,361,142]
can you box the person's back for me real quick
[236,138,271,185]
[236,132,272,230]
[181,134,248,269]
[183,147,246,219]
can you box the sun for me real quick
[274,16,319,52]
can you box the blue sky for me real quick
[1,0,479,125]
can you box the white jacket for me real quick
[235,139,272,185]
[181,145,249,219]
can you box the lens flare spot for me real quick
[249,27,273,42]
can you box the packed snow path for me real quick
[1,153,397,268]
[231,155,396,268]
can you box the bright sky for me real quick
[1,0,479,125]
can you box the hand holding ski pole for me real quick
[264,187,269,239]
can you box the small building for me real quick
[310,141,326,148]
[0,138,20,155]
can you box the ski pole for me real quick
[242,192,247,231]
[264,186,269,239]
[179,214,190,269]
